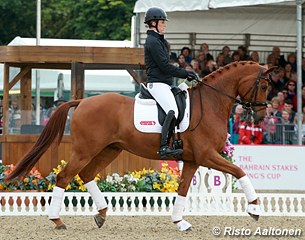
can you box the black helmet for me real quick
[144,7,168,24]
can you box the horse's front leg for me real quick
[172,161,198,231]
[202,150,261,220]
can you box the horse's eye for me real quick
[261,85,267,91]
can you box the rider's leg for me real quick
[147,82,182,159]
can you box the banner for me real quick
[233,145,305,190]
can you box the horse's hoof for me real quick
[248,212,260,221]
[55,224,67,230]
[94,214,105,228]
[176,219,193,231]
[247,204,261,221]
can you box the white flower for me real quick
[106,175,113,184]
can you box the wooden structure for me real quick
[0,46,159,177]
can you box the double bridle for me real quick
[190,67,271,130]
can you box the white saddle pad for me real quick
[134,82,190,133]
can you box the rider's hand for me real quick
[186,70,198,81]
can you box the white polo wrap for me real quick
[85,180,108,210]
[48,186,65,219]
[171,195,186,222]
[238,175,258,203]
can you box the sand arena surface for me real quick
[0,216,304,240]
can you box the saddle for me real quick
[138,83,187,126]
[133,82,190,134]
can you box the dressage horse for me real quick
[6,61,275,231]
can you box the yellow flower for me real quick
[66,184,72,190]
[48,184,54,191]
[79,185,87,192]
[161,161,168,167]
[32,179,37,185]
[160,173,167,181]
[153,182,161,190]
[23,177,29,183]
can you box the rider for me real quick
[144,7,197,159]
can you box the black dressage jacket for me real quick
[144,30,188,85]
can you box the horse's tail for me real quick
[5,100,81,181]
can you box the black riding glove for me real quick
[186,71,198,81]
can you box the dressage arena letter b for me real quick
[214,175,221,186]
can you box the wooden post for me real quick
[20,69,32,125]
[71,62,84,100]
[2,64,9,135]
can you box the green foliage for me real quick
[0,0,137,45]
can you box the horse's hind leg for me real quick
[202,151,261,220]
[172,161,198,231]
[78,146,122,228]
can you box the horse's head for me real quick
[238,64,277,124]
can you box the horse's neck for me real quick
[203,69,240,120]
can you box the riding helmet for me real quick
[144,7,168,23]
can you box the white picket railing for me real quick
[0,192,304,217]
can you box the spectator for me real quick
[231,104,245,144]
[292,85,305,112]
[232,51,240,62]
[283,63,293,83]
[250,51,260,64]
[285,80,297,100]
[270,97,282,119]
[238,121,263,144]
[266,53,277,67]
[196,51,206,72]
[283,99,296,123]
[261,103,279,144]
[287,53,297,72]
[177,54,189,69]
[215,53,225,69]
[199,43,214,62]
[267,70,285,100]
[276,110,294,144]
[277,91,285,111]
[293,104,305,144]
[237,45,250,61]
[272,46,287,67]
[201,59,216,77]
[180,46,192,65]
[222,45,232,65]
[190,59,202,77]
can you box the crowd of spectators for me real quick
[169,43,305,145]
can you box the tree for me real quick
[0,0,137,45]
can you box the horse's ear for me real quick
[264,66,278,75]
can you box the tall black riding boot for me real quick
[159,110,183,160]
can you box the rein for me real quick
[189,67,270,130]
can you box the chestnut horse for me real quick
[6,61,274,231]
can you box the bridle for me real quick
[189,67,271,130]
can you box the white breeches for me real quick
[147,82,178,119]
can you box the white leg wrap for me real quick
[49,186,65,219]
[85,180,108,210]
[238,175,258,203]
[171,195,186,222]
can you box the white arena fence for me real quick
[0,192,304,217]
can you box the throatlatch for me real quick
[159,110,183,159]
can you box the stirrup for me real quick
[159,146,183,160]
